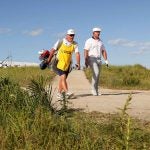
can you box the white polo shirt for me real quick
[84,38,106,58]
[53,38,79,53]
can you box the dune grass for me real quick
[84,64,150,90]
[0,76,150,149]
[0,66,55,87]
[0,66,150,149]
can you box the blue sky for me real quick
[0,0,150,68]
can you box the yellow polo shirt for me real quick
[57,42,75,71]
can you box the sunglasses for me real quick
[69,34,75,37]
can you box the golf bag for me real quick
[38,50,50,70]
[38,40,73,73]
[38,49,58,71]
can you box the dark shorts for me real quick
[56,68,69,77]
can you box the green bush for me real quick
[0,66,55,87]
[84,64,150,90]
[1,67,150,149]
[122,76,140,86]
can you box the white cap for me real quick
[67,29,75,35]
[92,27,102,32]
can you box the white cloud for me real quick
[108,38,150,55]
[0,28,11,34]
[130,49,145,55]
[108,39,137,47]
[23,28,43,36]
[130,47,150,55]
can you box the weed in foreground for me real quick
[27,75,56,114]
[1,77,150,149]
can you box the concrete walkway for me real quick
[51,70,150,121]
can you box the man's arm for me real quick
[75,52,80,70]
[47,48,55,64]
[102,49,107,60]
[84,49,89,68]
[102,49,109,66]
[47,39,62,64]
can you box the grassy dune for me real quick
[84,64,150,90]
[0,66,55,87]
[0,66,150,149]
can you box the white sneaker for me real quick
[57,93,63,100]
[91,90,97,96]
[65,92,74,99]
[91,90,102,96]
[97,92,102,96]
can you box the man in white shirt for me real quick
[84,27,109,96]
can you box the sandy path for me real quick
[51,70,150,121]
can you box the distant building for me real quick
[0,60,39,68]
[11,61,39,67]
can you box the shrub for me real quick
[122,76,140,86]
[84,64,150,90]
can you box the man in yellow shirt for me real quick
[47,29,80,100]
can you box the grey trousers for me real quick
[88,57,102,94]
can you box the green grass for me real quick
[0,66,150,149]
[84,64,150,90]
[0,76,150,149]
[0,66,55,87]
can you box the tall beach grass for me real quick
[0,66,55,87]
[84,64,150,90]
[0,66,150,149]
[0,75,150,149]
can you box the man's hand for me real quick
[75,64,80,70]
[85,58,89,68]
[105,60,109,67]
